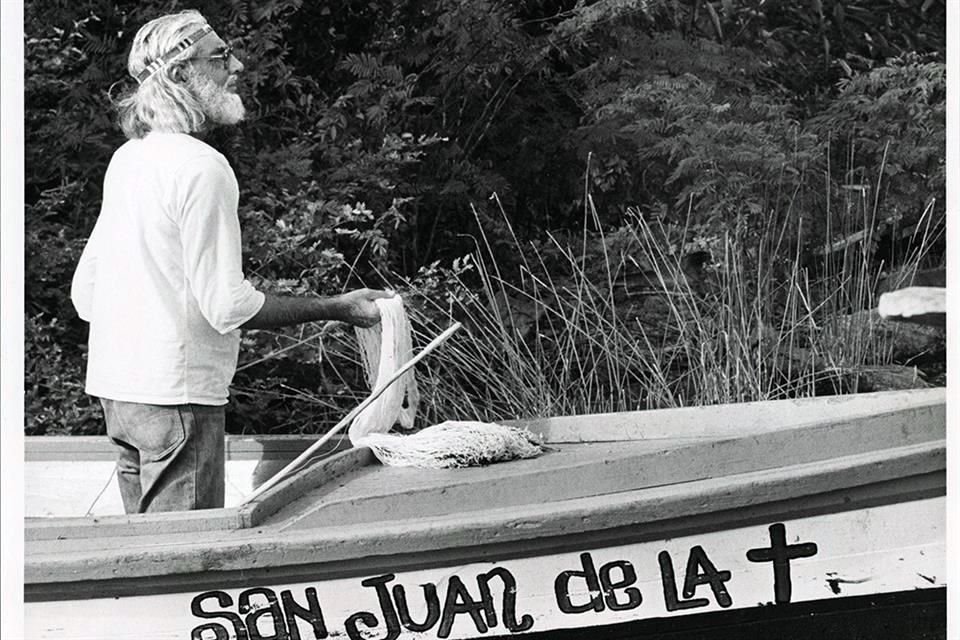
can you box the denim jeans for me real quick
[100,399,226,513]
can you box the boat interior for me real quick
[24,388,945,592]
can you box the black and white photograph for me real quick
[1,1,956,638]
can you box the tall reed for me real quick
[318,164,942,426]
[392,208,941,424]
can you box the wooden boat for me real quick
[24,388,946,639]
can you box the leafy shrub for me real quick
[808,54,945,250]
[24,0,945,435]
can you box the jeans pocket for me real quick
[105,401,187,463]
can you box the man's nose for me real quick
[229,54,243,74]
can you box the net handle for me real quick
[239,322,462,505]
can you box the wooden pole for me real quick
[240,322,463,505]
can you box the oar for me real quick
[240,321,463,504]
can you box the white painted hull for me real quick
[25,496,944,640]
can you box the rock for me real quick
[878,286,946,328]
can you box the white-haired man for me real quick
[71,10,392,513]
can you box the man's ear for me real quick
[170,63,188,84]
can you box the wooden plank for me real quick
[266,403,944,530]
[25,434,348,462]
[522,388,944,442]
[24,390,942,459]
[239,446,376,529]
[276,442,675,528]
[25,439,944,584]
[23,496,945,640]
[26,508,247,542]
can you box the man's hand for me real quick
[334,289,396,328]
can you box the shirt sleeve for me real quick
[173,154,265,334]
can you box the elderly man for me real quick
[71,10,391,513]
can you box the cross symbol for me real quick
[746,523,818,604]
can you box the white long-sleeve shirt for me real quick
[71,132,265,405]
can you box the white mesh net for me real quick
[349,296,544,468]
[360,421,544,469]
[349,296,420,441]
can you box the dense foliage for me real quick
[24,0,945,435]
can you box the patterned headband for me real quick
[134,24,213,84]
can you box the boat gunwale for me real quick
[25,447,376,539]
[25,437,945,590]
[23,434,351,461]
[24,398,945,539]
[23,389,946,459]
[519,388,945,442]
[246,399,946,529]
[25,465,945,601]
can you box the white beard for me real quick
[187,70,245,126]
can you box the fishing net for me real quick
[350,296,420,441]
[360,421,544,469]
[350,296,544,468]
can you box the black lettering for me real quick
[240,588,289,640]
[746,523,818,604]
[599,560,642,611]
[658,551,708,611]
[191,590,248,640]
[344,575,401,640]
[437,576,488,639]
[343,612,380,640]
[476,567,535,632]
[554,553,605,614]
[192,624,232,640]
[281,588,328,640]
[683,546,732,608]
[392,583,441,632]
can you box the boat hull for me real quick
[25,494,944,639]
[23,390,947,639]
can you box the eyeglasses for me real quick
[191,45,235,70]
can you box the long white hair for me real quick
[116,10,210,139]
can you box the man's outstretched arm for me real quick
[240,288,394,330]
